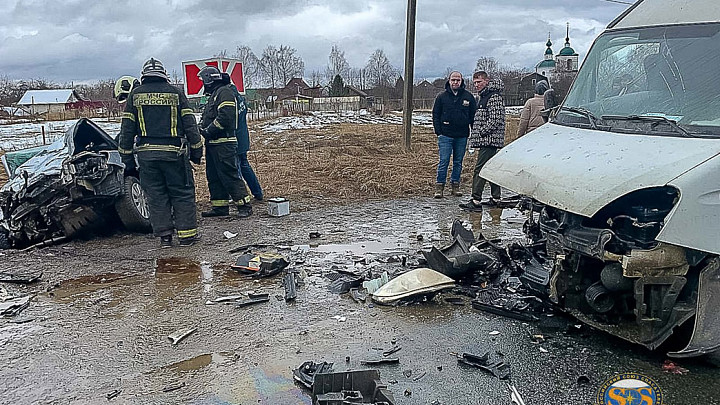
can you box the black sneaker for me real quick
[480,198,498,207]
[459,199,483,212]
[178,234,200,246]
[160,235,173,248]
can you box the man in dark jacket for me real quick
[197,66,252,218]
[460,71,506,211]
[118,58,203,248]
[228,78,263,201]
[432,71,477,198]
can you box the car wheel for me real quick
[115,176,152,233]
[0,230,11,249]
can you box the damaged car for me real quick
[482,0,720,358]
[0,118,151,249]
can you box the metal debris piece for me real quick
[451,219,476,244]
[206,294,244,305]
[167,327,196,345]
[161,382,185,393]
[234,295,270,308]
[0,271,42,284]
[361,357,399,365]
[508,383,526,405]
[412,371,427,382]
[106,389,121,400]
[349,288,367,303]
[444,297,465,306]
[284,272,297,301]
[383,346,402,357]
[471,299,539,322]
[457,352,511,380]
[292,361,334,390]
[0,295,32,317]
[312,369,395,404]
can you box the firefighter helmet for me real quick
[141,57,169,80]
[114,76,139,103]
[198,66,222,85]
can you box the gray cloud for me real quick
[0,0,630,83]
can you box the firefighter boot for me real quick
[201,206,230,217]
[450,182,462,197]
[434,183,444,198]
[237,204,253,218]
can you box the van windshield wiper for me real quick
[560,106,600,129]
[601,114,693,137]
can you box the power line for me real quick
[601,0,633,4]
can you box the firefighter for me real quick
[117,58,204,248]
[114,75,139,104]
[197,66,252,218]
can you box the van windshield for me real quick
[556,23,720,137]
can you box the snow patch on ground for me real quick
[258,110,434,134]
[0,118,121,151]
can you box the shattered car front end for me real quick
[481,21,720,357]
[0,118,150,249]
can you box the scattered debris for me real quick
[234,294,270,308]
[472,296,540,322]
[371,268,455,305]
[412,371,427,382]
[383,346,402,357]
[327,272,363,294]
[508,383,527,405]
[662,360,689,375]
[360,358,399,365]
[161,382,185,393]
[105,389,121,400]
[167,327,196,345]
[450,219,475,244]
[231,253,289,278]
[362,271,390,295]
[311,369,395,404]
[539,347,549,353]
[0,295,32,317]
[332,315,347,322]
[293,361,334,390]
[309,231,322,239]
[402,369,412,378]
[349,288,367,303]
[577,375,591,386]
[456,351,511,380]
[205,294,244,305]
[0,271,42,284]
[489,331,501,336]
[284,271,297,301]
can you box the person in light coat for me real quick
[514,80,550,142]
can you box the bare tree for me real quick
[475,56,500,78]
[231,45,261,88]
[365,49,397,88]
[258,44,304,89]
[325,44,350,85]
[346,68,366,90]
[309,70,325,88]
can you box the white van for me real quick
[482,0,720,357]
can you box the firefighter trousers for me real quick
[138,157,198,238]
[206,142,250,207]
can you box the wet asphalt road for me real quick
[0,197,718,405]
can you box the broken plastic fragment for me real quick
[168,327,196,345]
[223,231,238,239]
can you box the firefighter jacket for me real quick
[200,84,238,145]
[118,78,202,161]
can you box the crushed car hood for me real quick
[481,123,720,217]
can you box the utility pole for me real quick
[402,0,417,151]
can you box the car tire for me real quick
[0,230,10,250]
[115,176,152,233]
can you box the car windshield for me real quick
[556,23,720,138]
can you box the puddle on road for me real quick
[164,352,232,373]
[50,273,144,303]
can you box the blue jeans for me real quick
[236,153,263,199]
[436,135,467,184]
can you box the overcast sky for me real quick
[0,0,631,84]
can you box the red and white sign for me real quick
[182,58,244,98]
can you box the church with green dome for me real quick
[535,23,579,82]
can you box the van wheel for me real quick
[115,176,152,233]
